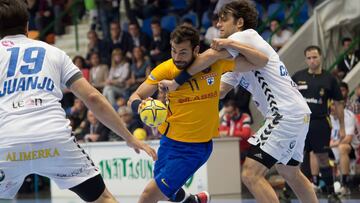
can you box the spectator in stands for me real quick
[126,47,152,95]
[339,82,355,112]
[95,0,120,39]
[126,0,168,21]
[128,21,150,55]
[269,19,292,52]
[329,101,357,195]
[89,52,109,91]
[336,37,360,79]
[27,0,39,30]
[108,106,143,141]
[76,110,110,142]
[86,30,110,64]
[84,0,98,30]
[52,0,66,35]
[103,49,130,105]
[36,0,54,41]
[222,86,252,123]
[219,100,252,163]
[108,21,133,59]
[149,17,171,65]
[65,98,88,130]
[73,55,90,81]
[113,95,127,111]
[204,14,220,46]
[354,84,360,115]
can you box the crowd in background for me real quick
[20,0,360,196]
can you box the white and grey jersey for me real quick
[221,29,311,118]
[0,35,82,145]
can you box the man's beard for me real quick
[174,56,196,70]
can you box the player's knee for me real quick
[69,174,107,202]
[241,168,258,186]
[338,144,350,155]
[140,187,154,201]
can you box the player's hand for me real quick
[159,79,179,92]
[138,97,153,113]
[211,38,232,51]
[126,137,158,161]
[339,127,346,140]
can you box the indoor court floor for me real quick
[1,195,360,203]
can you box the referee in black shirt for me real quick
[292,45,345,202]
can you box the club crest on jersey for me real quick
[207,77,214,85]
[239,77,249,89]
[1,41,14,47]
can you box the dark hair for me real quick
[304,45,322,56]
[73,55,86,68]
[339,82,349,90]
[224,100,238,108]
[342,37,352,45]
[218,0,258,30]
[128,20,140,28]
[170,25,200,49]
[151,17,161,25]
[0,0,29,38]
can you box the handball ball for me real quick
[133,128,147,140]
[139,99,167,127]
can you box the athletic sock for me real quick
[320,167,335,194]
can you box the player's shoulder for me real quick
[153,58,177,72]
[228,29,259,39]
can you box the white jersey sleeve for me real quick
[225,29,277,59]
[60,53,82,88]
[221,71,241,87]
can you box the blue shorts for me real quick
[154,136,213,199]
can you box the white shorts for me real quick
[0,136,99,199]
[248,114,310,165]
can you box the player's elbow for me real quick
[257,56,269,68]
[87,92,104,105]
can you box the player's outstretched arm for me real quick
[70,78,157,161]
[158,49,230,92]
[211,38,269,69]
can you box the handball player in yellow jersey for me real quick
[128,25,234,203]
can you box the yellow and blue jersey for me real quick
[145,58,234,143]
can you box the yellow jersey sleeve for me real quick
[212,59,235,73]
[145,59,180,85]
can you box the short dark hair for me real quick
[218,0,258,30]
[170,25,200,49]
[342,37,352,45]
[151,17,161,25]
[304,45,322,56]
[339,82,349,90]
[0,0,29,38]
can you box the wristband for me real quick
[131,99,142,113]
[174,71,192,86]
